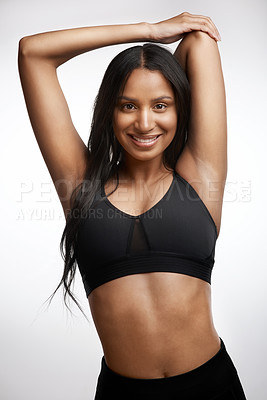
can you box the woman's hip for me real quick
[94,338,247,400]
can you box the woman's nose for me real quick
[134,109,156,132]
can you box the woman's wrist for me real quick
[105,22,154,44]
[97,22,155,45]
[147,23,161,43]
[140,22,155,42]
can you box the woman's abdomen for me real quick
[88,272,221,379]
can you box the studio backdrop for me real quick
[0,0,266,399]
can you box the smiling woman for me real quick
[113,68,178,162]
[18,11,247,400]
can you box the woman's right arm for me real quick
[18,23,152,217]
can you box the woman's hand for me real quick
[151,12,221,44]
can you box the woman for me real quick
[18,12,247,400]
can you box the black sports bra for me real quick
[76,170,218,297]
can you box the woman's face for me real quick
[113,68,178,164]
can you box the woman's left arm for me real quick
[173,30,227,181]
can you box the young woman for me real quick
[18,12,247,400]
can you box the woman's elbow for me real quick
[18,35,38,59]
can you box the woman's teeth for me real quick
[132,135,159,143]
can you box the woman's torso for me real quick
[86,165,223,379]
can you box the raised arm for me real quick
[173,30,227,180]
[173,28,227,236]
[18,23,151,217]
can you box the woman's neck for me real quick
[117,158,172,184]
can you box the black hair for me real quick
[45,43,191,319]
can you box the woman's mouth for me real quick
[129,134,161,147]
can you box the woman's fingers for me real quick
[193,17,221,40]
[206,16,221,39]
[194,20,220,41]
[152,12,221,44]
[184,13,221,41]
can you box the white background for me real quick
[1,0,266,399]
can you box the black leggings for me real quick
[94,338,247,400]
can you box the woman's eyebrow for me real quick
[117,95,173,102]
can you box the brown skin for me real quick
[90,48,224,377]
[18,13,226,378]
[112,68,177,186]
[89,275,219,378]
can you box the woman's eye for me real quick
[122,103,135,110]
[154,104,167,110]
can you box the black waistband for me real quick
[97,338,238,395]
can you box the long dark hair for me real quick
[45,43,191,318]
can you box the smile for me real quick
[129,135,161,147]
